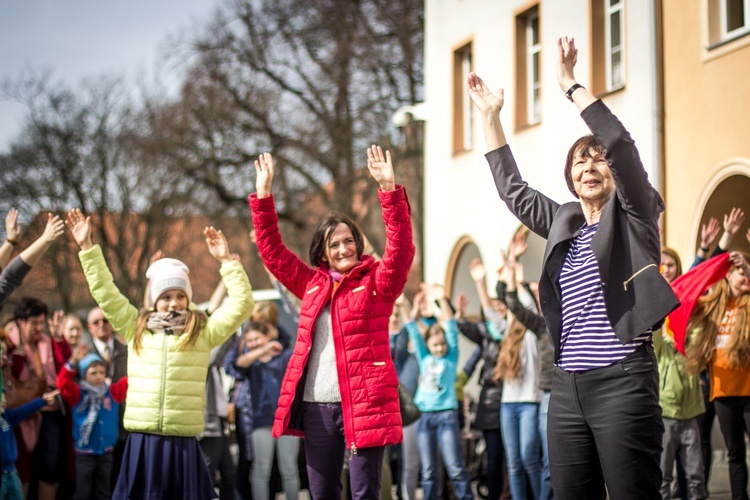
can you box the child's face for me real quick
[85,365,107,387]
[155,289,189,313]
[245,330,269,351]
[426,332,448,358]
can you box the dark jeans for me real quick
[74,452,114,500]
[548,344,664,500]
[714,396,750,500]
[303,402,384,500]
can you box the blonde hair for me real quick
[686,263,750,374]
[493,316,527,382]
[252,301,279,325]
[132,309,208,355]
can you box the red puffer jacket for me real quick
[249,186,415,451]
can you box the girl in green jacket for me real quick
[66,209,254,500]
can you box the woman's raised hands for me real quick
[66,209,93,250]
[557,36,578,92]
[254,153,275,199]
[204,226,232,264]
[467,72,504,115]
[366,145,396,192]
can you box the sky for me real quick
[0,0,223,153]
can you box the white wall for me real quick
[423,0,660,292]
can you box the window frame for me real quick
[721,0,750,41]
[452,41,473,155]
[604,0,625,91]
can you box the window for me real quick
[515,5,541,128]
[453,42,473,153]
[591,0,625,94]
[707,0,750,48]
[605,0,624,89]
[720,0,750,42]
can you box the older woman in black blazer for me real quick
[467,36,679,499]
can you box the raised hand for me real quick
[48,310,66,340]
[410,290,425,321]
[42,213,65,244]
[700,217,721,248]
[456,292,468,318]
[467,72,504,115]
[65,209,93,250]
[204,226,232,263]
[70,344,89,364]
[723,207,745,236]
[509,229,529,260]
[254,153,275,199]
[366,145,395,192]
[469,258,486,282]
[729,251,749,276]
[5,208,22,242]
[557,36,578,92]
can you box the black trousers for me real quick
[548,343,664,500]
[74,452,114,500]
[714,396,750,500]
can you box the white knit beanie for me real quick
[145,258,192,309]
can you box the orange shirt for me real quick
[710,298,750,399]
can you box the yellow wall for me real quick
[662,0,750,263]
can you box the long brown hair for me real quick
[493,315,528,382]
[132,309,208,355]
[686,265,750,374]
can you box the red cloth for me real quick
[665,253,732,354]
[249,185,415,450]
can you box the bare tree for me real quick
[153,0,424,257]
[0,69,207,310]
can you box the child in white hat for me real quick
[66,209,254,500]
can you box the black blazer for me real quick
[486,100,679,361]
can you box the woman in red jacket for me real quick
[248,145,415,500]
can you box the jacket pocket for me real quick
[363,361,399,406]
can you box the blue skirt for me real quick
[112,432,217,500]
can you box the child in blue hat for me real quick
[57,345,127,500]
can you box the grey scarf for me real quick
[77,381,109,447]
[146,310,188,336]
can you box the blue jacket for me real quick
[1,398,47,472]
[57,365,127,455]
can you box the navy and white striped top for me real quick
[558,223,650,372]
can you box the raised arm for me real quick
[694,217,721,263]
[249,153,316,299]
[202,227,254,348]
[0,209,22,268]
[67,209,140,341]
[17,213,65,269]
[467,73,559,238]
[716,208,745,255]
[558,36,662,219]
[368,145,415,301]
[469,259,493,312]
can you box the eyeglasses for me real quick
[90,319,109,326]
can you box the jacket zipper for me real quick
[623,263,657,291]
[158,334,168,434]
[331,279,357,454]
